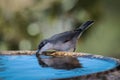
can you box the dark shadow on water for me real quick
[36,55,82,70]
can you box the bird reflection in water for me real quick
[36,54,82,70]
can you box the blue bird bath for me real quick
[0,51,120,80]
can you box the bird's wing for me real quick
[49,31,76,43]
[49,21,94,43]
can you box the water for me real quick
[0,55,118,80]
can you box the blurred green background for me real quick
[0,0,120,58]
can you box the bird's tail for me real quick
[74,20,94,38]
[75,20,94,32]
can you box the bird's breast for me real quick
[53,41,75,51]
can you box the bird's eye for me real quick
[38,40,48,50]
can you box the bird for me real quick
[36,20,94,57]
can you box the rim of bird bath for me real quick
[0,50,120,80]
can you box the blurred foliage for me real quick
[0,0,120,58]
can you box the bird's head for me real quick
[36,40,48,57]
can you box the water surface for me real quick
[0,55,118,80]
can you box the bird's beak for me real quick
[36,49,40,57]
[36,49,40,54]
